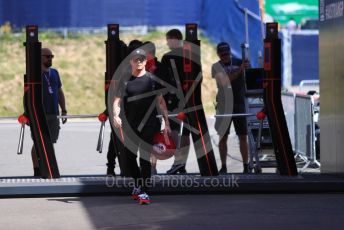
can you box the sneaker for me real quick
[131,187,141,200]
[243,163,249,174]
[166,164,187,175]
[138,192,151,205]
[219,166,227,174]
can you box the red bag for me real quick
[152,132,176,160]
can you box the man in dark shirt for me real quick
[113,48,171,205]
[161,29,190,174]
[212,42,249,174]
[32,48,67,177]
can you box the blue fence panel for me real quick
[200,0,263,67]
[0,0,201,28]
[69,0,148,27]
[291,33,319,85]
[146,0,201,26]
[1,0,71,28]
[0,0,3,23]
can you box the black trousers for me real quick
[123,125,156,191]
[106,133,117,168]
[107,130,127,176]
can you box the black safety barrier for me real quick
[183,23,218,176]
[23,25,60,178]
[17,114,100,156]
[263,23,298,176]
[97,24,128,175]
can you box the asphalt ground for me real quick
[0,119,267,177]
[0,120,340,230]
[0,119,319,177]
[0,194,343,230]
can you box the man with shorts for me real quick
[32,48,67,177]
[212,42,249,174]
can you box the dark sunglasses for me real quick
[42,55,54,59]
[219,53,230,58]
[132,56,146,62]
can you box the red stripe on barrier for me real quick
[183,43,192,73]
[270,81,292,175]
[191,82,213,175]
[264,43,271,71]
[32,85,53,178]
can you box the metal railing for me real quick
[15,114,101,155]
[282,92,320,171]
[15,112,188,156]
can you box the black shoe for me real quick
[33,167,41,177]
[219,166,227,174]
[107,167,116,176]
[178,166,187,174]
[166,164,187,175]
[243,163,249,174]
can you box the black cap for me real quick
[130,48,146,59]
[216,42,230,54]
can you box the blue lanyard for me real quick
[43,69,53,94]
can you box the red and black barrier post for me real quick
[97,24,123,153]
[183,23,218,176]
[24,25,60,178]
[263,23,298,176]
[97,24,127,173]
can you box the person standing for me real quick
[112,48,171,205]
[211,42,249,174]
[161,29,190,174]
[32,48,67,177]
[106,39,145,177]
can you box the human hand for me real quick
[240,60,250,70]
[61,110,67,124]
[113,116,122,128]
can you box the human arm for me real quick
[212,63,229,87]
[157,94,171,135]
[112,97,122,128]
[227,68,243,82]
[58,88,67,124]
[214,72,230,86]
[226,59,250,82]
[213,66,240,85]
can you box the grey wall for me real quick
[320,0,344,173]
